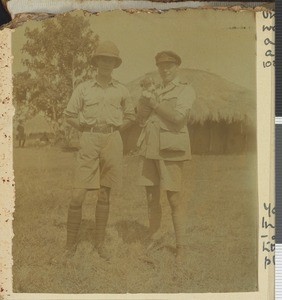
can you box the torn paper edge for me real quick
[0,27,14,299]
[1,7,275,30]
[5,0,275,19]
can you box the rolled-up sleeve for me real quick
[64,84,83,118]
[175,85,196,117]
[121,88,136,121]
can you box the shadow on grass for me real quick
[114,221,175,254]
[115,220,148,244]
[78,219,95,244]
[60,146,79,152]
[59,219,149,245]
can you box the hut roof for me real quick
[127,69,256,125]
[25,113,54,135]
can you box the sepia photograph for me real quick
[10,9,258,294]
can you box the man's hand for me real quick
[141,92,159,109]
[119,118,135,132]
[65,116,83,131]
[154,102,186,126]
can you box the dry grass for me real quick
[12,147,258,293]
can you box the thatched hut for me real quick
[25,113,54,137]
[123,69,256,154]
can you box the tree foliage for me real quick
[14,14,99,121]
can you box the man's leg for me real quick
[66,188,87,251]
[146,185,161,236]
[167,190,187,262]
[95,131,123,259]
[95,186,111,259]
[137,157,161,237]
[95,186,111,247]
[50,188,87,264]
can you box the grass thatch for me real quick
[127,69,256,125]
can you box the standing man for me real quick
[17,120,26,148]
[63,41,135,260]
[137,51,196,263]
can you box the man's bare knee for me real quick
[98,186,111,204]
[70,189,87,207]
[146,186,160,200]
[167,191,181,210]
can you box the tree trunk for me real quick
[52,104,57,121]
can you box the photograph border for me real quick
[0,7,275,300]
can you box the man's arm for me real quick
[63,83,84,130]
[146,85,196,126]
[144,94,186,126]
[119,118,135,132]
[65,116,82,131]
[154,101,185,125]
[119,88,136,132]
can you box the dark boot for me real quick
[95,187,110,260]
[66,204,82,251]
[50,205,82,265]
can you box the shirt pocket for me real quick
[109,101,122,110]
[108,100,123,122]
[160,96,177,110]
[83,98,100,119]
[159,128,189,152]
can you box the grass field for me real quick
[12,146,258,293]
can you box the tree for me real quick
[13,14,99,122]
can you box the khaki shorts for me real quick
[138,156,184,192]
[74,131,123,189]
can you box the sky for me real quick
[12,9,256,91]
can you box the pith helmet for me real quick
[92,41,122,68]
[155,51,181,66]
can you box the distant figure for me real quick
[17,120,26,148]
[40,132,49,143]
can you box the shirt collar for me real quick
[170,77,182,87]
[161,77,181,89]
[158,77,181,95]
[92,77,118,88]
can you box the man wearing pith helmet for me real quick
[62,41,135,261]
[137,50,196,263]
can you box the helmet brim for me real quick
[92,54,122,69]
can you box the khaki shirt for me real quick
[138,78,196,161]
[64,78,135,127]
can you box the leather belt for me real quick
[82,124,118,134]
